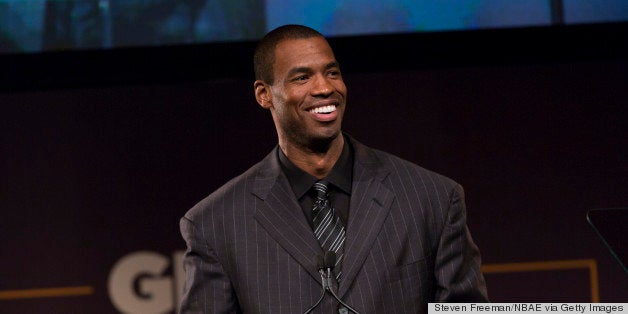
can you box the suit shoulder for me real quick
[371,148,460,190]
[183,161,262,222]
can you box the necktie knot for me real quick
[313,180,329,201]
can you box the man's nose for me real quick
[311,74,333,97]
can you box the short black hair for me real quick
[254,24,325,84]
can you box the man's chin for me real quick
[306,130,342,152]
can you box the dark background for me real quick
[1,22,627,312]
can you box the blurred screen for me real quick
[1,0,627,54]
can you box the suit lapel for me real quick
[252,148,324,284]
[339,137,395,297]
[250,139,395,292]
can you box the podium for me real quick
[586,208,627,274]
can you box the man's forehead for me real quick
[273,37,336,67]
[275,37,333,56]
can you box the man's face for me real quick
[257,37,347,150]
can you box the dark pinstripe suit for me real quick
[179,135,488,313]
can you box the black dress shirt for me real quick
[278,137,353,229]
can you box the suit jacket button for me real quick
[338,306,349,314]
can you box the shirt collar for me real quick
[278,136,353,199]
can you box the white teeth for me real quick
[310,105,337,114]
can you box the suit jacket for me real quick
[179,136,488,313]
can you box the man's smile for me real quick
[308,104,337,114]
[305,102,340,122]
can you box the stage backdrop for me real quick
[1,60,627,313]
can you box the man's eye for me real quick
[294,75,308,81]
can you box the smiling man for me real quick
[179,24,488,314]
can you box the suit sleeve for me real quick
[179,216,241,313]
[433,184,489,302]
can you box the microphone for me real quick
[303,251,361,314]
[302,255,327,314]
[320,251,336,291]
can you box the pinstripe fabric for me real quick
[179,135,488,314]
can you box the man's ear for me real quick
[254,80,272,109]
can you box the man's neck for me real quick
[280,135,344,179]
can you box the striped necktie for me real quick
[312,180,346,281]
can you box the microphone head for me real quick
[316,255,325,271]
[323,251,336,269]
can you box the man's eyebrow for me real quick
[287,67,312,77]
[287,62,340,77]
[326,61,340,69]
